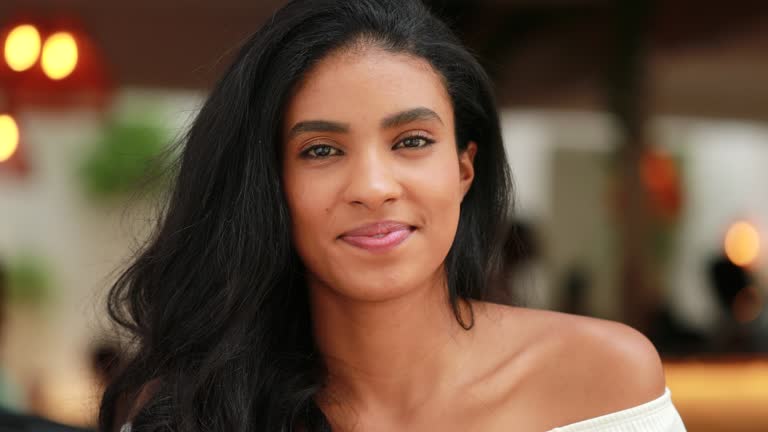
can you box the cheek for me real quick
[408,150,464,252]
[283,165,349,290]
[284,170,334,245]
[417,151,463,218]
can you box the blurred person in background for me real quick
[492,221,546,307]
[707,253,762,353]
[90,341,123,392]
[85,340,124,428]
[0,260,26,412]
[0,262,90,431]
[100,1,686,431]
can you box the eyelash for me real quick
[300,133,436,159]
[393,134,435,150]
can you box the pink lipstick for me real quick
[340,221,414,252]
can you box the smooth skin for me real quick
[281,46,666,432]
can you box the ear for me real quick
[459,141,477,199]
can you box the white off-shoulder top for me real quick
[548,387,686,431]
[121,388,686,432]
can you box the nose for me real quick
[343,146,403,211]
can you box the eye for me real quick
[393,134,435,150]
[301,144,343,159]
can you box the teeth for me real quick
[373,233,386,238]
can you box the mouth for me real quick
[339,221,416,253]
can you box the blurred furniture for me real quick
[664,357,768,432]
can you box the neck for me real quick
[310,270,474,422]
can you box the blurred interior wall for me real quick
[0,88,202,423]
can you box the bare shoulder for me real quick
[471,302,667,431]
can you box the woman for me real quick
[101,0,686,431]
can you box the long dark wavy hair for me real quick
[99,0,513,430]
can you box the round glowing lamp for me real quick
[41,31,78,80]
[0,114,20,163]
[725,221,761,267]
[4,24,41,72]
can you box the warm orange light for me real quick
[4,24,41,72]
[0,114,20,162]
[725,221,761,267]
[41,32,78,80]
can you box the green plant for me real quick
[79,120,169,200]
[5,254,52,305]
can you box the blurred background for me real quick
[0,0,766,430]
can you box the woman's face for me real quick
[282,47,476,302]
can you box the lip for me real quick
[339,220,415,253]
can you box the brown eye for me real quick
[301,144,343,159]
[393,135,435,150]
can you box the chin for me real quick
[337,278,416,302]
[330,264,446,303]
[304,246,447,303]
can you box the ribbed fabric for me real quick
[549,388,686,432]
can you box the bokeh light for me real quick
[41,31,78,80]
[0,114,20,162]
[3,24,41,72]
[725,221,761,267]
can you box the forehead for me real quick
[283,47,454,128]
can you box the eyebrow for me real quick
[381,107,443,129]
[287,120,349,139]
[287,107,443,140]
